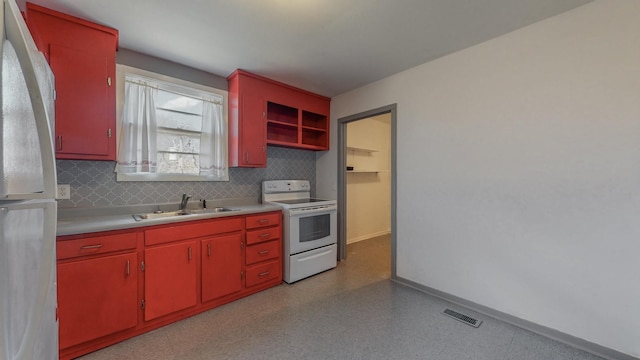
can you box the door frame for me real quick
[337,104,397,279]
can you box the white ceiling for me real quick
[21,0,592,97]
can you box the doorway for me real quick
[337,104,396,279]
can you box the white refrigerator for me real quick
[1,0,59,359]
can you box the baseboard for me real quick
[391,276,638,360]
[347,230,391,244]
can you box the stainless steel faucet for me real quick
[180,194,192,210]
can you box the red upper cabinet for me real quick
[26,3,118,161]
[227,71,268,167]
[227,70,330,167]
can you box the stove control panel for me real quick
[263,180,310,194]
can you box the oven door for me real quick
[285,204,337,255]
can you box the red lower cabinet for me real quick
[144,240,198,321]
[57,252,138,349]
[245,260,281,288]
[56,211,282,360]
[201,233,243,302]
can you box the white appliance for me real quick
[262,180,337,283]
[1,0,58,359]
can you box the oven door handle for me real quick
[288,205,337,217]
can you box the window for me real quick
[115,72,228,181]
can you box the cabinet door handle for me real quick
[245,152,250,162]
[258,271,270,277]
[80,244,103,250]
[259,233,270,239]
[126,260,130,276]
[258,219,269,224]
[258,250,270,255]
[56,136,62,150]
[207,243,211,257]
[188,247,192,261]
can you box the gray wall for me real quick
[320,0,640,357]
[116,48,228,90]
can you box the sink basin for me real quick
[132,210,189,221]
[132,207,239,221]
[187,207,239,214]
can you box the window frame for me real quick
[115,65,229,182]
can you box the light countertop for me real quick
[57,198,281,237]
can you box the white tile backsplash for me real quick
[56,147,316,208]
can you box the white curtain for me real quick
[199,99,228,180]
[115,80,158,173]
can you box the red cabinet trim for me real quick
[26,3,119,49]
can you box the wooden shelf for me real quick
[347,146,379,153]
[302,125,327,132]
[267,122,298,143]
[266,102,298,125]
[267,120,298,129]
[266,104,329,150]
[301,128,327,148]
[268,139,326,150]
[302,110,327,130]
[228,69,330,157]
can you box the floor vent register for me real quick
[443,308,482,328]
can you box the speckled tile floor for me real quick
[78,235,604,360]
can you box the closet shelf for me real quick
[346,169,387,173]
[347,146,378,153]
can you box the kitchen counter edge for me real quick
[57,204,282,237]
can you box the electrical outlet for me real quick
[56,184,70,200]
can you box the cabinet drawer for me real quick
[245,260,281,288]
[145,217,242,246]
[246,226,281,245]
[245,212,280,230]
[57,232,138,260]
[246,240,280,265]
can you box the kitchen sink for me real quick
[187,207,239,214]
[132,210,189,221]
[132,208,238,221]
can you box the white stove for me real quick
[262,180,337,283]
